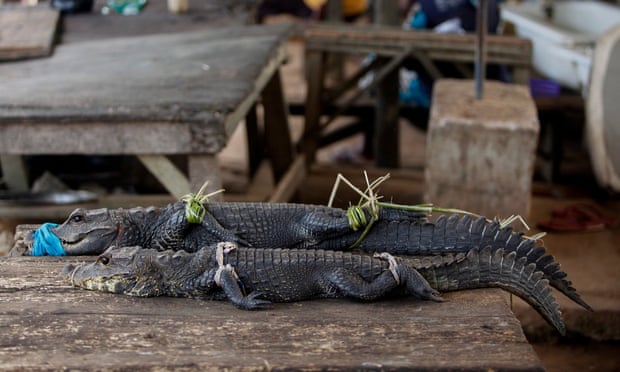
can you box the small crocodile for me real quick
[63,242,567,334]
[11,201,427,256]
[12,200,591,312]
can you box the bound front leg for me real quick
[214,242,270,309]
[151,203,191,251]
[216,265,271,309]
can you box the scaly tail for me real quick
[409,245,566,335]
[360,213,592,312]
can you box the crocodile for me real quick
[12,200,591,312]
[63,242,567,334]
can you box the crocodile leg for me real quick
[150,202,247,251]
[215,265,271,310]
[374,252,443,302]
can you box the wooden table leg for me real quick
[302,49,326,166]
[0,155,29,191]
[262,69,294,182]
[375,56,400,168]
[374,0,400,168]
[245,103,263,179]
[137,154,191,199]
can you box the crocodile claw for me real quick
[237,292,272,310]
[398,264,443,302]
[418,288,443,303]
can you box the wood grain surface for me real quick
[0,5,59,61]
[0,255,544,371]
[0,23,292,155]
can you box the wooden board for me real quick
[59,0,259,44]
[0,255,544,371]
[0,23,292,155]
[305,23,532,67]
[0,5,59,61]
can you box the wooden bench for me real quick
[0,23,302,202]
[302,24,532,167]
[0,255,544,371]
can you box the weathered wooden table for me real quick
[0,23,300,200]
[0,255,544,371]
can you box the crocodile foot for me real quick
[214,241,271,309]
[377,252,443,303]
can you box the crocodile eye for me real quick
[97,255,110,265]
[70,214,83,223]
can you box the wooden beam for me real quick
[0,155,29,191]
[268,155,306,203]
[137,155,190,199]
[304,24,531,65]
[262,69,294,182]
[302,50,326,165]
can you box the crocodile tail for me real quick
[414,246,567,335]
[371,213,592,312]
[509,238,593,312]
[459,215,593,312]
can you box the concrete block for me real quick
[425,79,539,219]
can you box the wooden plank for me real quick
[0,24,293,155]
[268,155,306,203]
[262,69,295,182]
[237,160,274,202]
[301,49,326,164]
[0,23,297,202]
[305,24,532,65]
[223,42,288,138]
[245,104,263,178]
[0,256,544,371]
[373,5,401,170]
[374,55,400,168]
[0,5,59,61]
[59,0,259,44]
[136,155,191,199]
[0,155,29,191]
[0,194,176,221]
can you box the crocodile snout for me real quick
[62,264,76,278]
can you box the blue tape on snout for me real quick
[31,223,65,256]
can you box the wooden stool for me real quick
[425,79,539,219]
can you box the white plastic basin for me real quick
[501,1,620,94]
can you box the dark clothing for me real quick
[419,0,500,32]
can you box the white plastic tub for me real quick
[501,1,620,94]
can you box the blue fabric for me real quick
[31,223,65,256]
[411,11,427,29]
[400,75,431,108]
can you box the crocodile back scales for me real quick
[221,246,564,334]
